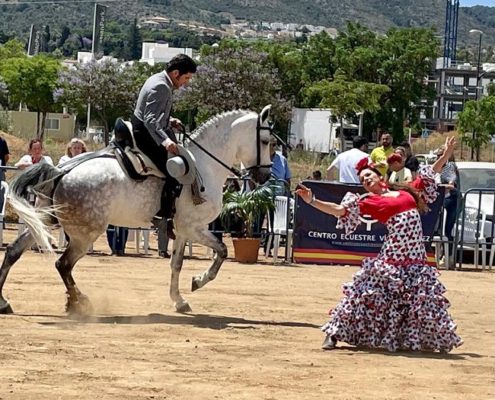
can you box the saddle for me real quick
[111,118,166,182]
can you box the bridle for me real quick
[182,112,274,178]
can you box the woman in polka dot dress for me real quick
[296,137,462,352]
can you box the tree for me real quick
[176,46,291,135]
[303,74,390,148]
[328,23,438,141]
[56,60,148,144]
[124,18,142,61]
[457,96,495,161]
[58,26,71,48]
[0,55,60,140]
[0,40,26,65]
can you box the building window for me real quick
[45,118,60,130]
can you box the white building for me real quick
[140,42,193,66]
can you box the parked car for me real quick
[456,161,495,250]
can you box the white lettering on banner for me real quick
[340,233,377,241]
[308,231,337,239]
[359,214,379,231]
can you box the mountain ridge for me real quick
[0,0,493,50]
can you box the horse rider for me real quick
[131,54,197,239]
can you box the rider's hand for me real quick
[165,141,179,155]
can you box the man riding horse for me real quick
[131,54,198,239]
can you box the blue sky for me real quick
[460,0,494,6]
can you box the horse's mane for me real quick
[187,109,253,142]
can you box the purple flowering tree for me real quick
[175,47,291,130]
[56,59,146,145]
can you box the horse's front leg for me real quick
[169,236,191,313]
[190,229,227,292]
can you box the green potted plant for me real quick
[220,185,275,263]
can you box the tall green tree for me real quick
[1,55,60,140]
[125,18,142,61]
[457,96,495,161]
[303,74,390,147]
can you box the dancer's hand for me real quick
[444,136,457,155]
[295,183,313,204]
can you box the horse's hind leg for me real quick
[55,234,96,315]
[169,236,191,313]
[191,230,227,292]
[0,229,36,314]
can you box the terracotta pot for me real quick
[232,238,261,264]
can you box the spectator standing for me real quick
[15,139,53,170]
[157,225,171,258]
[435,145,459,264]
[270,137,291,195]
[58,138,87,165]
[106,225,129,256]
[370,132,394,177]
[0,134,10,181]
[326,136,368,183]
[400,141,420,179]
[0,134,9,215]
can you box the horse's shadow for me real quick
[35,313,321,331]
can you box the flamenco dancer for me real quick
[296,137,462,352]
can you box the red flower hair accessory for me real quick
[355,157,375,174]
[387,153,402,165]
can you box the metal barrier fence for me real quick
[454,188,495,269]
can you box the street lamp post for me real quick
[469,29,483,160]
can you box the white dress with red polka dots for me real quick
[321,166,463,352]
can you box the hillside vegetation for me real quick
[0,0,493,49]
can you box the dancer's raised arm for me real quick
[295,183,346,217]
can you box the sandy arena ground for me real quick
[0,227,494,400]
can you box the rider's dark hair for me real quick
[166,54,197,75]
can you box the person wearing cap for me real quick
[132,54,197,239]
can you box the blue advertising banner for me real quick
[293,180,444,266]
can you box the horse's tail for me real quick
[9,163,66,252]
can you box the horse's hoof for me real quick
[191,277,200,292]
[0,302,13,314]
[175,301,192,314]
[66,295,94,316]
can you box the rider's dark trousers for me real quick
[131,116,181,219]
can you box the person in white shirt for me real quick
[15,139,53,170]
[58,138,87,165]
[326,136,369,183]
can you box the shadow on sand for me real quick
[32,312,321,331]
[334,344,482,361]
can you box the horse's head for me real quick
[234,105,273,184]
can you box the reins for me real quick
[181,112,274,179]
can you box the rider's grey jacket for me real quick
[133,71,175,146]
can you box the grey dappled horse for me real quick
[0,108,273,315]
